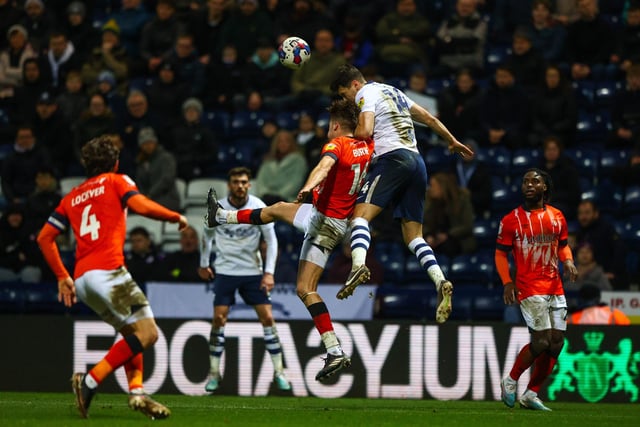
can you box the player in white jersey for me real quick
[197,167,290,393]
[331,64,474,323]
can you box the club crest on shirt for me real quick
[325,143,337,151]
[357,96,365,109]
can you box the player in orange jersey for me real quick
[204,99,373,382]
[37,135,187,420]
[495,168,578,411]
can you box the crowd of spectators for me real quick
[0,0,639,293]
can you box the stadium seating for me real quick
[275,111,301,130]
[510,148,540,176]
[576,110,609,144]
[599,149,628,179]
[59,176,86,196]
[594,81,618,108]
[424,146,454,174]
[217,144,255,171]
[580,180,623,215]
[374,285,431,320]
[375,242,406,284]
[572,81,595,110]
[490,177,518,216]
[185,178,227,208]
[0,108,9,125]
[473,218,498,250]
[230,111,271,138]
[564,147,599,182]
[448,253,495,287]
[624,186,640,215]
[126,214,164,244]
[485,45,511,73]
[425,78,451,97]
[203,110,231,138]
[476,146,511,177]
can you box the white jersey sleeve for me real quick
[356,82,419,156]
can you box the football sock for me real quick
[124,353,144,392]
[263,325,285,374]
[510,343,536,381]
[209,327,225,375]
[527,352,557,393]
[307,302,342,355]
[350,217,370,268]
[408,238,445,285]
[87,334,144,387]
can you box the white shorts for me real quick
[75,266,154,331]
[520,295,568,331]
[293,204,349,267]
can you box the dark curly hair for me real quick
[327,98,360,132]
[81,135,120,177]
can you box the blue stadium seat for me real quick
[491,177,519,216]
[599,149,628,178]
[384,77,408,90]
[217,144,254,170]
[230,111,271,137]
[24,283,66,314]
[425,78,451,97]
[375,285,430,320]
[375,242,406,284]
[0,282,24,313]
[471,292,504,321]
[564,147,599,180]
[616,219,640,251]
[473,218,498,250]
[581,180,623,215]
[510,148,540,175]
[572,81,595,110]
[424,146,454,174]
[594,81,617,108]
[576,110,609,144]
[403,253,449,283]
[203,110,230,138]
[316,111,330,130]
[485,46,511,73]
[448,253,495,287]
[0,108,9,125]
[476,146,511,177]
[275,111,300,130]
[625,186,640,214]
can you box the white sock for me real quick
[321,331,343,355]
[408,237,446,287]
[220,209,236,224]
[263,326,284,374]
[350,217,370,268]
[85,374,98,389]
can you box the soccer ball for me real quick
[278,36,311,69]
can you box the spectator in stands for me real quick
[39,31,83,92]
[0,203,42,283]
[217,0,274,62]
[404,67,438,147]
[135,127,181,212]
[491,0,534,44]
[32,91,72,177]
[610,64,640,149]
[118,90,163,160]
[24,165,61,233]
[334,11,374,69]
[0,0,23,52]
[11,58,47,124]
[552,0,580,26]
[327,239,384,286]
[140,0,183,76]
[611,3,640,74]
[506,27,545,95]
[294,112,325,167]
[434,0,488,78]
[241,37,292,112]
[449,139,492,217]
[170,97,218,181]
[564,243,612,292]
[528,64,577,148]
[55,71,88,130]
[125,225,165,284]
[538,135,581,220]
[275,0,333,47]
[528,0,566,63]
[73,93,117,166]
[613,144,640,191]
[20,0,53,54]
[64,1,100,64]
[575,199,627,289]
[109,0,151,61]
[0,25,36,95]
[437,68,483,143]
[568,284,630,324]
[161,225,201,282]
[190,0,229,64]
[565,0,616,81]
[290,28,345,111]
[423,172,477,258]
[95,70,126,120]
[81,19,129,96]
[146,60,187,125]
[374,0,431,78]
[1,124,51,204]
[479,63,529,149]
[254,129,307,204]
[165,33,206,98]
[202,43,245,111]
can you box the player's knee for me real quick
[137,325,158,348]
[531,336,551,354]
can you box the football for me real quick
[278,36,311,69]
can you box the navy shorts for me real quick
[213,274,271,307]
[357,149,427,223]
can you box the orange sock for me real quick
[124,353,144,392]
[88,335,143,385]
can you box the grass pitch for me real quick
[0,392,636,427]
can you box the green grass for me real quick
[0,392,637,427]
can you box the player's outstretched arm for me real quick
[297,155,337,202]
[127,193,186,230]
[409,104,474,158]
